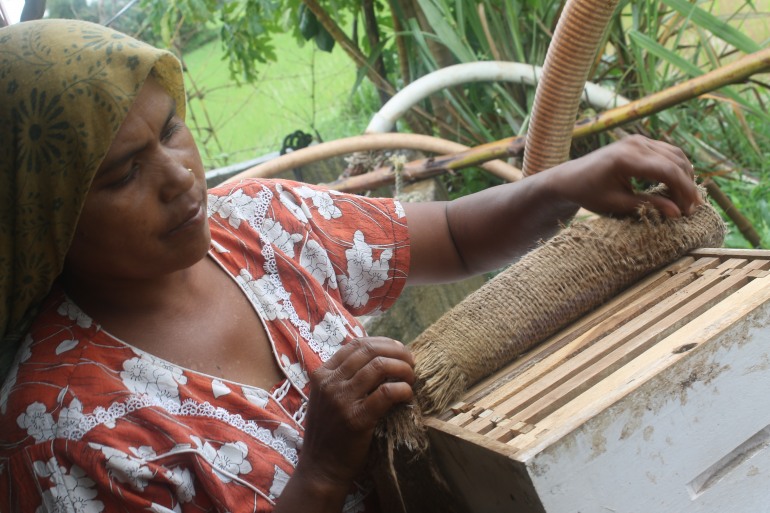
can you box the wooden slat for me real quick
[497,259,770,444]
[445,257,714,427]
[476,258,768,439]
[507,273,770,458]
[690,248,770,259]
[451,256,699,414]
[450,257,725,431]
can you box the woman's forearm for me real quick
[273,467,350,513]
[404,136,701,285]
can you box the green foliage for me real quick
[141,0,281,82]
[298,4,336,52]
[141,0,367,83]
[182,35,363,168]
[397,0,769,246]
[45,0,217,52]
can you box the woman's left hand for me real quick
[543,135,704,218]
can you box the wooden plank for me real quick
[456,257,733,434]
[445,256,701,421]
[479,259,770,440]
[424,417,546,513]
[445,257,718,428]
[500,264,763,435]
[690,248,770,259]
[526,299,770,513]
[508,272,770,457]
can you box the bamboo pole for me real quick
[703,179,762,248]
[572,48,770,139]
[226,132,523,187]
[364,47,770,182]
[236,49,770,195]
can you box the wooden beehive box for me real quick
[425,248,770,513]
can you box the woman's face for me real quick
[65,76,211,282]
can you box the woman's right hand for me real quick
[275,337,415,512]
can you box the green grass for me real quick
[182,34,377,169]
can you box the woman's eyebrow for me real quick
[97,145,143,178]
[97,99,178,178]
[163,99,177,128]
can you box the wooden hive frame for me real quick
[424,248,770,513]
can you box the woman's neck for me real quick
[60,256,212,320]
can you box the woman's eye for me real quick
[110,165,139,188]
[162,121,183,142]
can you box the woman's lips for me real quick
[166,202,205,237]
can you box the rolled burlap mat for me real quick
[373,187,726,513]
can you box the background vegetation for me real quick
[35,0,770,248]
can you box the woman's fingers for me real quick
[624,136,703,216]
[362,381,415,420]
[306,336,416,439]
[348,355,416,393]
[323,337,414,380]
[569,135,701,218]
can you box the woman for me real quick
[0,19,701,512]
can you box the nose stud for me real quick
[187,168,193,173]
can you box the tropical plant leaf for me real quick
[661,0,762,53]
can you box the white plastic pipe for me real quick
[365,61,629,134]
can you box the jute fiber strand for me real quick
[373,188,726,513]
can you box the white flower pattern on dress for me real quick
[208,189,263,229]
[296,185,343,220]
[212,380,232,398]
[394,200,406,219]
[55,398,87,439]
[17,402,55,442]
[277,183,312,223]
[343,489,367,513]
[300,239,338,289]
[311,313,347,359]
[55,339,79,355]
[273,423,303,454]
[242,386,270,408]
[261,218,302,258]
[120,353,188,406]
[57,299,93,328]
[129,445,158,459]
[149,503,182,513]
[33,458,104,513]
[269,465,290,499]
[90,444,154,491]
[280,354,309,388]
[338,231,392,308]
[165,466,196,503]
[235,269,290,321]
[190,437,253,483]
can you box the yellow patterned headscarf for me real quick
[0,19,186,380]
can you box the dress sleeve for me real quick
[208,178,411,317]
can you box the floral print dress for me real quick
[0,179,410,512]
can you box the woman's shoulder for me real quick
[0,289,128,444]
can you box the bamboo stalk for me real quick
[302,0,395,96]
[572,48,770,139]
[239,49,770,196]
[227,132,523,187]
[363,47,770,178]
[703,179,762,248]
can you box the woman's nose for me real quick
[157,150,196,202]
